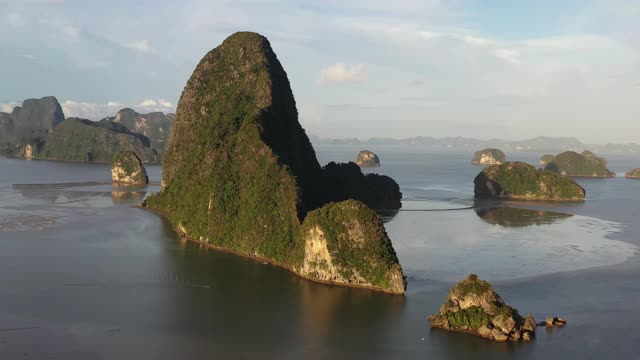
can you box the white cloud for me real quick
[523,35,612,52]
[6,12,25,27]
[492,49,520,63]
[138,99,157,107]
[126,39,155,54]
[15,54,36,60]
[319,63,367,84]
[157,99,173,107]
[0,102,18,113]
[61,99,175,120]
[463,35,496,47]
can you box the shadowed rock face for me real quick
[356,150,380,167]
[626,168,640,179]
[111,150,149,184]
[428,274,537,342]
[474,162,585,201]
[143,32,405,294]
[545,150,614,177]
[472,148,506,165]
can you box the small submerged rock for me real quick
[355,150,380,167]
[428,274,536,342]
[540,316,567,328]
[111,150,149,184]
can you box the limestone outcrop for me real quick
[111,150,149,184]
[355,150,380,167]
[428,274,536,342]
[472,148,506,165]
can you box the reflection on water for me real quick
[111,191,147,205]
[474,206,572,228]
[386,200,636,282]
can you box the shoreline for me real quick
[139,205,406,296]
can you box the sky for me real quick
[0,0,639,143]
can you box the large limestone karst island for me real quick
[143,32,405,294]
[545,150,614,177]
[474,162,585,201]
[472,148,506,165]
[428,274,537,342]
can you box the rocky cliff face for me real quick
[472,148,506,165]
[300,200,406,294]
[474,162,585,201]
[144,32,405,294]
[545,151,614,177]
[0,97,64,156]
[40,118,159,163]
[428,274,537,342]
[101,108,174,157]
[356,150,380,167]
[111,150,149,184]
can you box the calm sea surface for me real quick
[0,145,639,359]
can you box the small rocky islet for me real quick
[428,274,537,342]
[625,168,640,179]
[142,31,405,294]
[111,150,149,185]
[355,150,381,167]
[545,150,614,177]
[474,161,585,201]
[472,148,506,165]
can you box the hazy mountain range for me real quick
[309,135,640,154]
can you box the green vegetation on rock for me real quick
[540,154,555,166]
[428,274,536,342]
[625,168,640,179]
[143,32,405,294]
[474,161,585,201]
[40,118,159,163]
[545,151,614,177]
[111,150,149,184]
[100,108,174,158]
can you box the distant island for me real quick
[143,32,406,294]
[310,135,640,154]
[472,148,506,165]
[625,168,640,179]
[355,150,380,167]
[539,154,555,166]
[0,97,173,163]
[545,151,615,178]
[474,162,585,201]
[428,274,537,342]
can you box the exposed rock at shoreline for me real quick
[143,32,405,294]
[428,274,536,342]
[474,162,585,201]
[111,150,149,184]
[472,148,506,165]
[545,150,614,177]
[625,168,640,179]
[355,150,380,167]
[539,154,555,166]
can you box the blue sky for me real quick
[1,0,638,142]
